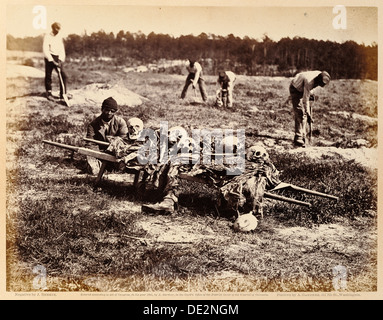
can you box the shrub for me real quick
[23,58,34,67]
[269,152,377,225]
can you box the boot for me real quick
[142,190,178,213]
[293,136,305,147]
[86,156,101,175]
[46,91,55,102]
[142,193,178,214]
[60,92,72,100]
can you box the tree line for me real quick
[7,31,378,80]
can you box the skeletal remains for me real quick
[127,117,144,140]
[43,126,339,232]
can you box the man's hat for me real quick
[321,71,331,85]
[102,97,118,110]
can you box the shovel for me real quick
[307,95,316,145]
[307,105,312,145]
[57,66,70,107]
[192,84,199,104]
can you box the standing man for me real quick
[289,70,331,147]
[216,70,236,108]
[85,97,128,175]
[181,59,208,102]
[43,22,68,102]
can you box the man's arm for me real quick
[85,122,100,150]
[42,34,53,62]
[192,62,202,87]
[59,37,66,62]
[117,118,128,137]
[226,78,233,90]
[227,72,236,88]
[302,78,311,113]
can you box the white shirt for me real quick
[218,71,236,87]
[43,32,66,62]
[186,62,202,87]
[186,62,202,74]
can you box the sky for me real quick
[5,3,379,45]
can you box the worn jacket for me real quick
[86,115,128,150]
[218,71,236,89]
[186,62,203,87]
[291,71,321,111]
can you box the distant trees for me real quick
[6,31,378,80]
[7,34,43,52]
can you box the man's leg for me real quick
[226,79,236,108]
[289,85,305,146]
[227,87,233,108]
[160,164,179,207]
[142,163,180,213]
[181,74,193,99]
[58,65,68,98]
[293,102,307,146]
[86,155,102,175]
[51,55,67,98]
[198,77,208,102]
[44,58,54,101]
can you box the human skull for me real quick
[233,213,258,232]
[246,145,269,163]
[168,126,188,144]
[127,117,144,140]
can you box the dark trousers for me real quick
[44,55,67,97]
[181,73,208,101]
[289,83,306,141]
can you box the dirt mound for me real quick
[69,83,149,107]
[6,63,45,78]
[330,111,377,126]
[288,146,378,170]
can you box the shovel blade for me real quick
[62,94,70,107]
[57,67,70,107]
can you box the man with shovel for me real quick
[289,70,331,147]
[180,59,208,103]
[43,22,69,104]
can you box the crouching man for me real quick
[85,97,128,175]
[216,70,236,108]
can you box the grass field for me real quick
[5,56,378,293]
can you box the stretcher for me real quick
[42,139,339,207]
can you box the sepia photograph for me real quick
[2,0,381,301]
